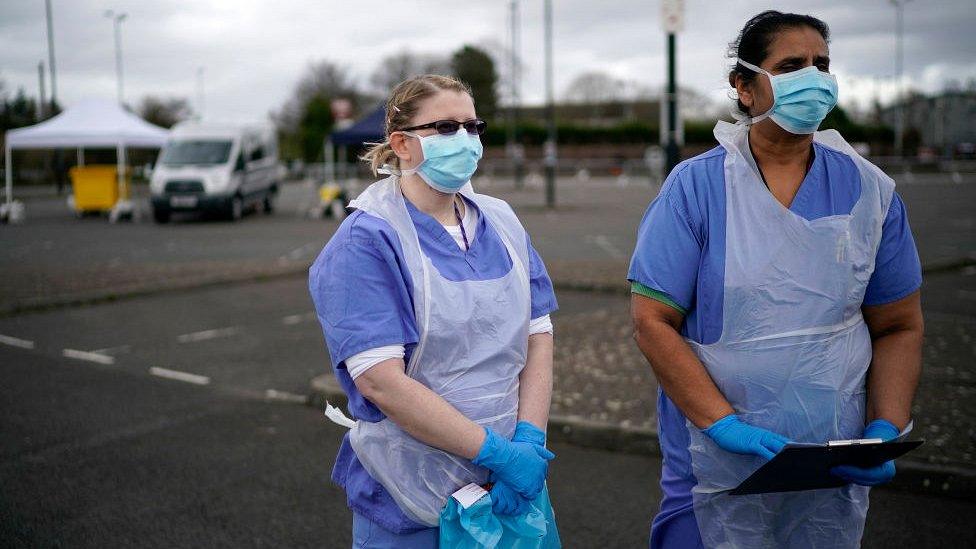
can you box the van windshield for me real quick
[160,140,233,166]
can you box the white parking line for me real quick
[63,349,115,365]
[279,242,317,262]
[91,344,132,355]
[0,334,35,349]
[585,234,625,259]
[149,367,211,385]
[176,327,240,343]
[282,312,317,325]
[264,389,307,403]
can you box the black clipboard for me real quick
[730,439,924,495]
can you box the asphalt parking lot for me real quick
[1,173,974,547]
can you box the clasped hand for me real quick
[473,421,554,515]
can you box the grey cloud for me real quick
[1,0,973,122]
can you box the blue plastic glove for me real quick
[473,427,554,500]
[512,421,547,447]
[831,419,900,486]
[489,421,551,516]
[703,414,791,461]
[489,472,530,516]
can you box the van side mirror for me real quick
[249,147,264,162]
[235,153,246,172]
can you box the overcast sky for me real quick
[2,1,974,123]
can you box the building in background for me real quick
[880,87,976,158]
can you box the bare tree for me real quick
[678,87,721,120]
[137,96,193,128]
[563,71,627,104]
[368,51,450,94]
[272,60,362,135]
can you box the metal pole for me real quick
[37,61,47,120]
[116,141,125,200]
[115,17,124,105]
[543,0,556,208]
[508,0,524,189]
[665,32,680,175]
[196,66,205,120]
[106,11,127,106]
[325,138,335,183]
[45,0,58,109]
[891,0,911,157]
[4,144,12,208]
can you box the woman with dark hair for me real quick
[629,10,923,548]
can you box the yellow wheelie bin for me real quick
[68,165,131,214]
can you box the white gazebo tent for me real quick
[3,98,169,222]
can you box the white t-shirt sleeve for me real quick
[529,314,553,335]
[345,344,405,380]
[347,315,552,379]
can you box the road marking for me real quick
[63,349,115,365]
[149,367,210,385]
[91,344,131,355]
[585,234,625,259]
[0,334,35,349]
[264,389,307,403]
[279,242,317,262]
[176,327,240,343]
[282,312,317,325]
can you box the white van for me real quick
[150,122,280,222]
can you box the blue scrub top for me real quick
[628,143,922,544]
[309,195,558,534]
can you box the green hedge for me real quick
[483,107,892,147]
[484,120,719,146]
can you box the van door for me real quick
[246,142,271,197]
[233,150,247,197]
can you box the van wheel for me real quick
[153,207,170,224]
[262,192,275,214]
[227,195,243,221]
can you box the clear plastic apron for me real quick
[685,122,894,548]
[339,176,531,527]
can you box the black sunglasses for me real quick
[400,119,487,136]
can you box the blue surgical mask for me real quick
[737,58,838,134]
[400,130,483,193]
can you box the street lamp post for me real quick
[196,66,206,120]
[105,10,127,106]
[45,0,58,111]
[508,0,524,189]
[891,0,912,157]
[543,0,556,208]
[661,0,684,176]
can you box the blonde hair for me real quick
[360,74,472,175]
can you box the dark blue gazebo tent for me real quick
[325,104,386,184]
[329,104,386,146]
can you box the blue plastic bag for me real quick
[439,485,561,548]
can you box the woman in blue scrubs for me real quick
[630,11,924,548]
[310,75,560,547]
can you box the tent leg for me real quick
[77,147,85,167]
[324,138,335,183]
[110,142,129,223]
[4,144,11,208]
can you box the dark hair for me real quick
[728,10,830,115]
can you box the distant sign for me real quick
[661,0,685,33]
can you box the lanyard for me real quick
[453,197,469,252]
